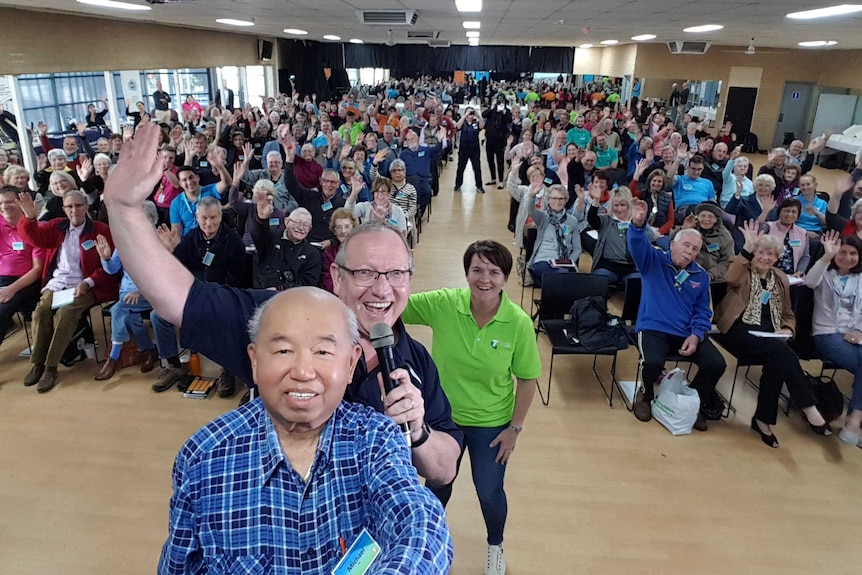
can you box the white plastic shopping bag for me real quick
[651,368,700,436]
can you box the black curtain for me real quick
[344,44,532,72]
[528,47,575,73]
[278,39,344,99]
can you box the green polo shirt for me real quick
[594,146,619,169]
[338,121,366,146]
[402,288,542,427]
[566,126,591,149]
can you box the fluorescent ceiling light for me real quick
[787,5,862,19]
[631,34,657,41]
[349,38,363,44]
[456,0,482,12]
[216,19,254,27]
[600,39,618,45]
[463,21,481,29]
[284,28,308,35]
[466,31,480,38]
[579,44,594,48]
[683,24,724,32]
[76,0,151,11]
[323,35,341,41]
[798,40,839,46]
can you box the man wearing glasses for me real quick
[669,154,716,224]
[249,206,322,290]
[103,122,461,487]
[15,189,119,393]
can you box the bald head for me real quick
[248,287,358,345]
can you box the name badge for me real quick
[199,160,209,168]
[238,155,245,162]
[157,193,166,204]
[760,290,771,305]
[269,217,280,227]
[331,528,380,575]
[12,241,25,251]
[396,191,406,198]
[389,217,399,226]
[674,269,689,286]
[712,163,720,171]
[418,151,425,157]
[81,239,96,250]
[322,201,333,211]
[253,142,262,149]
[707,243,719,253]
[617,222,629,231]
[341,184,349,194]
[683,184,693,191]
[544,177,553,185]
[788,239,802,247]
[202,251,215,266]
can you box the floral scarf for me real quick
[741,268,782,331]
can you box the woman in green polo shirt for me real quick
[402,240,542,575]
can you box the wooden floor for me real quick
[1,155,859,575]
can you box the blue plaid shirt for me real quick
[158,399,452,575]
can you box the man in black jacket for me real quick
[481,95,512,188]
[249,205,322,290]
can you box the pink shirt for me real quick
[0,215,44,277]
[155,166,182,208]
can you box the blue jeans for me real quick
[426,424,508,545]
[110,296,156,350]
[593,267,640,286]
[150,309,179,359]
[814,333,862,412]
[529,261,575,287]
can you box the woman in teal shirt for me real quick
[402,240,541,575]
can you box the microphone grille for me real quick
[369,322,395,349]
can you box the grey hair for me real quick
[753,174,776,190]
[301,143,314,154]
[247,292,361,345]
[47,149,66,161]
[252,179,276,195]
[63,189,87,204]
[256,119,271,132]
[93,153,112,166]
[142,200,158,226]
[547,184,569,202]
[771,147,787,156]
[389,159,406,172]
[289,207,312,220]
[265,151,282,163]
[196,196,221,212]
[852,198,862,216]
[673,228,702,244]
[752,234,783,256]
[334,220,413,270]
[50,171,76,185]
[383,124,395,134]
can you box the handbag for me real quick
[804,372,845,423]
[651,368,701,436]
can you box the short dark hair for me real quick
[462,240,513,279]
[593,170,610,185]
[833,236,862,274]
[176,165,197,177]
[688,155,705,166]
[778,198,802,215]
[0,184,20,198]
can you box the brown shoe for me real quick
[140,349,159,373]
[36,369,59,393]
[94,359,118,381]
[24,364,45,387]
[633,389,652,422]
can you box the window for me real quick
[177,68,211,107]
[19,72,107,133]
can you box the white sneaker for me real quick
[485,544,506,575]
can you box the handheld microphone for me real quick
[369,322,411,447]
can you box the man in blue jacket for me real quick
[627,198,726,430]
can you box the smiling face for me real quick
[734,158,749,177]
[611,198,631,221]
[778,206,799,226]
[799,175,816,196]
[752,246,779,275]
[285,212,312,242]
[0,191,22,223]
[195,204,221,239]
[466,253,506,304]
[62,194,88,227]
[696,210,717,230]
[248,289,362,436]
[331,229,412,336]
[835,244,860,274]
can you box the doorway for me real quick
[773,82,815,147]
[723,87,758,136]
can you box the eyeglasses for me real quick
[321,179,340,185]
[63,203,87,210]
[547,196,566,202]
[389,168,404,173]
[338,265,413,287]
[334,225,353,232]
[288,220,312,229]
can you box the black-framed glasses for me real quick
[337,265,413,287]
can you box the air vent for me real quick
[428,39,451,48]
[407,30,438,39]
[667,41,711,54]
[357,10,418,26]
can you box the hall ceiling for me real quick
[3,0,861,50]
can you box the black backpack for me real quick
[567,296,628,352]
[803,372,845,422]
[740,132,759,153]
[61,316,96,367]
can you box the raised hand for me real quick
[103,122,163,210]
[37,121,47,136]
[95,234,113,260]
[635,157,651,177]
[587,179,602,202]
[759,194,776,216]
[16,192,39,220]
[122,125,133,142]
[820,230,841,260]
[340,143,352,160]
[76,121,87,135]
[631,198,648,226]
[373,148,389,164]
[573,184,585,201]
[256,194,274,220]
[233,161,245,183]
[676,143,689,161]
[156,224,180,252]
[738,219,762,251]
[77,156,93,181]
[730,145,741,160]
[682,213,697,229]
[37,154,49,171]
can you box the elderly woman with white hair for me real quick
[726,173,779,251]
[294,142,323,189]
[40,170,80,221]
[370,158,417,223]
[720,148,754,208]
[714,220,833,448]
[34,149,79,196]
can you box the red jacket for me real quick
[17,217,119,303]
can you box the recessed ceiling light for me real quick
[466,31,480,38]
[349,38,363,44]
[76,0,151,11]
[284,28,308,35]
[798,40,839,46]
[456,0,482,12]
[683,24,724,33]
[600,39,618,45]
[631,34,657,41]
[787,5,862,19]
[323,35,341,41]
[216,18,254,27]
[579,44,594,49]
[463,21,481,29]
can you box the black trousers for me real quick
[722,322,816,424]
[455,147,483,188]
[638,330,726,401]
[0,276,41,346]
[485,137,506,182]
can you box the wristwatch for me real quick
[411,421,431,449]
[509,424,523,434]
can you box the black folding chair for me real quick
[535,274,625,406]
